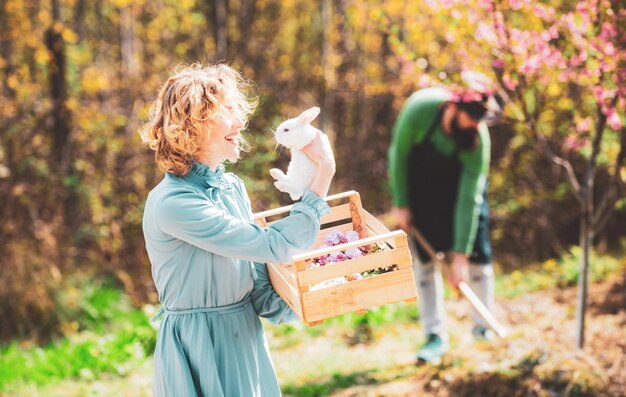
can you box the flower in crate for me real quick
[344,247,363,259]
[310,230,397,290]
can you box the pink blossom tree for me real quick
[390,0,625,348]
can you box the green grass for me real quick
[496,246,624,299]
[0,276,157,392]
[0,248,623,394]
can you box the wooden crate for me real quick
[253,191,417,325]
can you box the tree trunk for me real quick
[213,0,228,60]
[45,0,77,233]
[575,210,591,348]
[46,0,72,168]
[120,5,138,76]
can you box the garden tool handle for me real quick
[408,226,508,339]
[457,281,508,338]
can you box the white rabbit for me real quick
[270,106,321,200]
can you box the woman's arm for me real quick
[156,188,330,264]
[249,262,299,324]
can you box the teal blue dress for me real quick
[142,162,330,396]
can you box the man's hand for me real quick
[391,206,412,232]
[448,252,469,289]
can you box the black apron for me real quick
[407,108,492,264]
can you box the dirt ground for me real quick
[331,271,626,397]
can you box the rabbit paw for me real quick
[269,168,286,181]
[273,180,291,193]
[289,191,303,201]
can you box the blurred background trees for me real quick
[0,0,624,343]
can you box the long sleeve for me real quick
[249,262,299,325]
[156,188,330,265]
[453,124,491,254]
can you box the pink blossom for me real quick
[325,230,343,245]
[327,252,348,263]
[520,55,541,74]
[549,26,559,39]
[532,4,555,21]
[565,136,586,150]
[603,42,616,57]
[593,86,604,102]
[345,247,363,259]
[503,74,519,90]
[492,58,505,70]
[346,230,360,242]
[600,22,617,41]
[509,0,523,11]
[476,0,494,10]
[475,21,498,44]
[576,118,592,133]
[607,109,622,130]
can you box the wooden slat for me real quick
[302,269,418,323]
[363,209,391,236]
[267,264,302,317]
[253,190,359,222]
[257,203,353,228]
[319,203,352,226]
[298,249,408,286]
[348,193,368,239]
[393,234,413,269]
[291,230,406,262]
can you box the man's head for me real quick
[447,91,504,151]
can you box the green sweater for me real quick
[388,87,491,255]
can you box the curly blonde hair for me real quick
[141,63,257,176]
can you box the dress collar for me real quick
[184,161,230,191]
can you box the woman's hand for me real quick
[302,130,336,198]
[302,130,336,173]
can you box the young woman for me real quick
[141,63,335,396]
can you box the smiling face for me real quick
[197,100,246,169]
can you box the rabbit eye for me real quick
[283,128,289,132]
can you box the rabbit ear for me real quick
[296,107,320,126]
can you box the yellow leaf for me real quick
[557,97,575,110]
[547,83,560,96]
[62,27,79,44]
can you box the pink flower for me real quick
[345,230,360,243]
[325,230,343,246]
[503,74,519,90]
[475,21,498,44]
[607,109,622,130]
[492,58,505,70]
[509,0,524,11]
[576,118,592,133]
[593,86,604,102]
[345,248,363,259]
[520,55,541,74]
[565,136,584,150]
[603,42,616,57]
[327,252,348,263]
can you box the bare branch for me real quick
[593,119,626,230]
[512,64,584,205]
